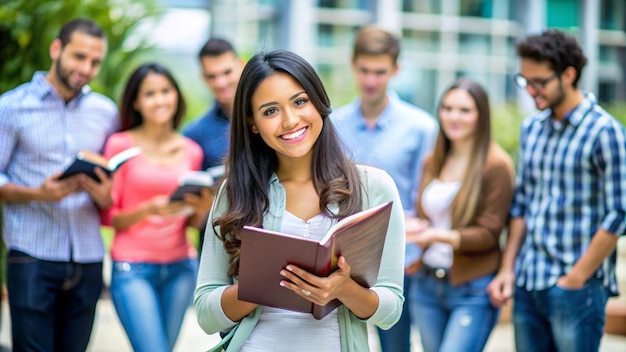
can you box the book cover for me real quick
[238,200,393,319]
[169,165,225,202]
[58,147,142,182]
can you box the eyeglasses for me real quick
[513,73,559,90]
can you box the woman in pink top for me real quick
[103,63,211,352]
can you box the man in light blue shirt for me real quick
[0,19,119,351]
[332,25,437,352]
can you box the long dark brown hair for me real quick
[425,77,491,228]
[119,63,186,131]
[214,50,363,278]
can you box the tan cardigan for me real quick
[415,144,515,286]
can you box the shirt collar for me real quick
[566,92,596,127]
[31,72,55,100]
[352,90,399,130]
[31,71,90,103]
[210,102,230,121]
[540,92,596,130]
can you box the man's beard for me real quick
[55,54,82,93]
[547,81,566,111]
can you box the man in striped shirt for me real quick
[0,19,119,351]
[487,29,626,352]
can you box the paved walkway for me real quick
[1,297,625,351]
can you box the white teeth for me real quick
[282,128,306,140]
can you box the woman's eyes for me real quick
[263,107,278,116]
[262,98,309,116]
[294,98,308,106]
[142,88,172,98]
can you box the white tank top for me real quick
[420,179,461,269]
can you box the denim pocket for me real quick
[550,281,598,319]
[460,273,494,297]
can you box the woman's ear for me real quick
[248,119,259,134]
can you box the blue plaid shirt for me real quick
[0,72,119,263]
[510,93,626,295]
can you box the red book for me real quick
[238,201,393,319]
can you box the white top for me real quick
[240,211,341,352]
[420,179,461,269]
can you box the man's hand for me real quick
[39,173,81,202]
[556,273,586,290]
[487,270,515,307]
[77,167,113,209]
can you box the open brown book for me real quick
[238,200,393,320]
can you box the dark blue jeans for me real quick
[377,274,413,352]
[513,279,609,352]
[7,250,103,352]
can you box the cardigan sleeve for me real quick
[358,165,406,330]
[193,183,240,335]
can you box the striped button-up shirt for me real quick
[510,93,626,295]
[0,72,119,263]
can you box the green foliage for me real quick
[0,0,161,97]
[490,101,626,166]
[605,103,626,127]
[491,103,525,161]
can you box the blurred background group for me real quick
[2,0,625,160]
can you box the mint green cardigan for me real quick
[194,165,406,351]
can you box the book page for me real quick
[324,201,392,288]
[320,201,392,245]
[77,150,109,169]
[178,170,215,187]
[108,146,142,170]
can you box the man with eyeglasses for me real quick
[487,29,626,351]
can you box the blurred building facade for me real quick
[202,0,624,112]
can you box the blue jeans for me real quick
[410,268,498,352]
[110,258,198,352]
[513,279,608,352]
[377,274,413,352]
[7,249,103,352]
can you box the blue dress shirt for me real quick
[0,72,119,262]
[331,92,438,215]
[182,103,230,170]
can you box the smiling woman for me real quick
[100,62,212,352]
[194,50,406,352]
[249,72,324,162]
